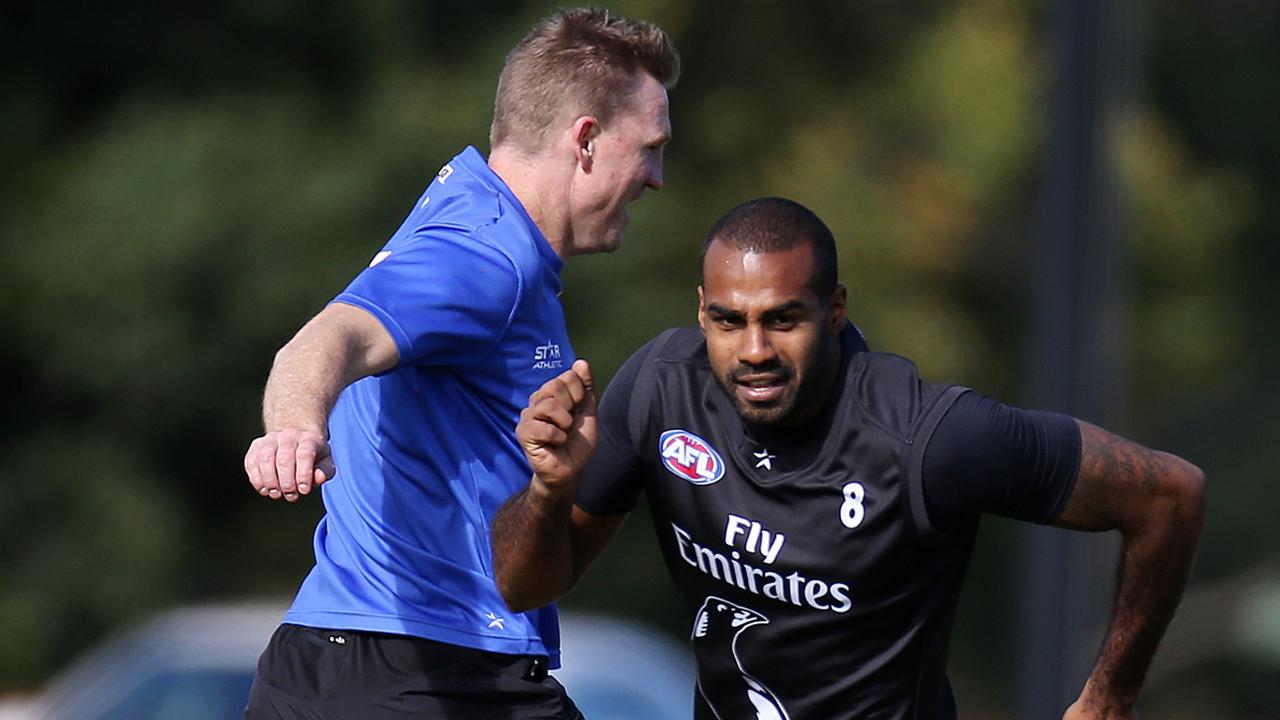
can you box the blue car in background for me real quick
[556,613,694,720]
[14,603,693,720]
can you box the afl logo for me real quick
[660,430,725,485]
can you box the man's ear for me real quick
[572,116,599,169]
[829,283,848,333]
[697,286,707,334]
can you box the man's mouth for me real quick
[733,373,788,404]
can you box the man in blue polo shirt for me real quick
[242,9,679,718]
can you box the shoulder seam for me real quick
[451,225,524,369]
[904,385,972,541]
[842,352,914,444]
[625,327,687,446]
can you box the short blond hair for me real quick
[490,7,680,153]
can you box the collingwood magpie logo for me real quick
[692,596,790,720]
[533,341,563,370]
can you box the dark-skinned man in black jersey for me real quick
[491,197,1205,720]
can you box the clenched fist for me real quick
[517,360,598,499]
[245,427,336,502]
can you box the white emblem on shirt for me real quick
[369,250,392,267]
[753,449,775,470]
[485,612,505,630]
[533,341,563,370]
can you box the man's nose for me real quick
[645,155,664,191]
[737,324,775,366]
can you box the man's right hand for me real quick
[244,428,336,502]
[517,360,598,500]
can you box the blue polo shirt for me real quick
[284,146,572,665]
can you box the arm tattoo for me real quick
[1059,419,1205,712]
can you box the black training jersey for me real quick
[576,324,1080,720]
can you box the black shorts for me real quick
[245,624,584,720]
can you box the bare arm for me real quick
[492,494,625,611]
[244,302,398,501]
[1057,420,1206,719]
[491,360,625,611]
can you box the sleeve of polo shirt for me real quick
[333,229,520,368]
[573,340,655,516]
[920,390,1082,530]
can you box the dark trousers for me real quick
[245,624,584,719]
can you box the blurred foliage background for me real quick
[2,0,1276,716]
